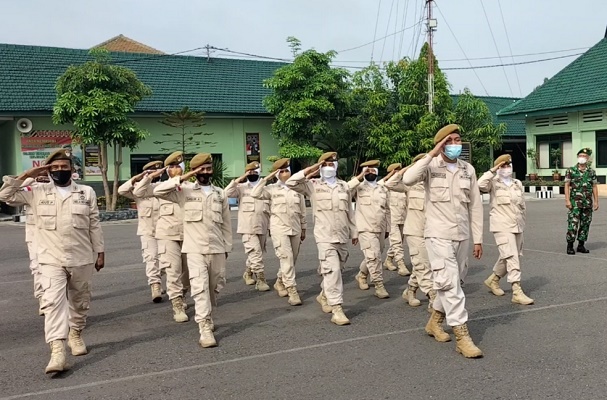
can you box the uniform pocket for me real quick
[495,233,513,259]
[272,196,288,214]
[315,193,332,210]
[496,190,511,205]
[211,201,223,223]
[183,202,203,222]
[429,180,450,202]
[408,198,424,211]
[338,192,350,211]
[139,205,153,218]
[159,203,174,216]
[37,205,57,230]
[72,204,90,229]
[241,199,255,212]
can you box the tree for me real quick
[263,37,350,165]
[53,48,152,211]
[155,106,215,156]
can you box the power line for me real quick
[370,0,383,60]
[380,0,397,63]
[397,0,411,60]
[497,0,522,97]
[338,19,422,54]
[392,0,399,61]
[441,52,583,70]
[479,0,513,96]
[438,47,590,62]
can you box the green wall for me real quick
[0,120,17,177]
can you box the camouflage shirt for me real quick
[565,165,597,208]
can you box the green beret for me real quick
[577,148,592,156]
[45,149,71,165]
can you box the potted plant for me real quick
[550,148,562,181]
[526,147,539,180]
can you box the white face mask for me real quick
[179,162,185,171]
[498,167,513,178]
[320,166,337,179]
[578,157,588,165]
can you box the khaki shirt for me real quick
[286,171,357,244]
[0,176,105,267]
[250,178,307,236]
[384,175,426,237]
[225,180,270,235]
[402,155,483,243]
[379,179,407,225]
[478,171,526,233]
[133,176,184,241]
[348,178,391,233]
[118,179,160,237]
[153,180,232,254]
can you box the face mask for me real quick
[50,170,72,186]
[443,144,462,160]
[578,157,587,164]
[247,174,259,182]
[179,162,185,171]
[364,174,377,182]
[197,173,212,185]
[498,167,513,178]
[320,166,337,179]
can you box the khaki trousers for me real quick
[140,235,161,285]
[386,223,405,262]
[358,231,386,283]
[493,232,523,283]
[38,263,94,343]
[426,237,469,327]
[243,233,267,274]
[272,234,301,288]
[405,235,433,294]
[158,239,190,300]
[26,241,43,299]
[186,253,226,322]
[317,242,348,306]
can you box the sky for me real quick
[2,0,607,99]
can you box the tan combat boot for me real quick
[199,319,217,348]
[243,268,256,285]
[316,292,332,313]
[402,287,421,307]
[255,272,271,292]
[171,296,189,323]
[67,328,88,356]
[425,310,451,342]
[355,271,369,290]
[396,259,411,276]
[331,305,350,326]
[287,287,302,306]
[427,290,436,313]
[512,282,534,305]
[151,283,163,303]
[452,324,483,358]
[274,278,288,297]
[384,256,397,271]
[484,273,505,296]
[374,281,390,299]
[45,340,68,374]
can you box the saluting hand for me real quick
[305,162,322,180]
[266,169,280,181]
[21,165,50,180]
[490,161,505,173]
[429,136,450,158]
[180,166,202,182]
[147,167,167,180]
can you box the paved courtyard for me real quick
[0,197,606,399]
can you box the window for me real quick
[536,133,571,169]
[596,131,607,168]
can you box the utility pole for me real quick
[426,0,437,113]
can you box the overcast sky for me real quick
[3,0,607,98]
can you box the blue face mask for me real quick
[444,144,462,160]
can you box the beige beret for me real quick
[318,151,338,164]
[164,151,184,167]
[245,161,261,172]
[143,160,163,171]
[494,154,512,167]
[434,124,461,144]
[387,163,402,173]
[412,153,427,163]
[190,153,213,169]
[270,158,290,172]
[44,149,72,165]
[360,160,380,169]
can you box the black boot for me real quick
[577,241,590,253]
[567,242,575,255]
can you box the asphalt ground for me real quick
[0,197,606,400]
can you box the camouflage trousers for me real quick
[566,207,593,243]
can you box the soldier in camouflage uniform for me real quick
[565,148,599,255]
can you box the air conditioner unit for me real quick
[17,118,33,134]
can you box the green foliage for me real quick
[97,195,133,210]
[156,106,215,156]
[211,158,229,188]
[521,180,565,187]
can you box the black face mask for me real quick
[50,170,72,186]
[197,173,212,185]
[364,174,377,182]
[247,174,259,182]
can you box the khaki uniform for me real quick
[384,176,433,294]
[133,176,189,300]
[348,178,390,283]
[153,180,232,323]
[225,180,270,274]
[0,177,104,343]
[286,171,357,306]
[118,180,161,285]
[478,171,526,283]
[251,179,307,288]
[403,155,483,326]
[384,185,407,263]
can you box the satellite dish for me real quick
[17,118,33,134]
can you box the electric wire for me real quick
[380,0,397,63]
[480,0,513,96]
[497,0,522,97]
[370,0,383,61]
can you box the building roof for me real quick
[498,38,607,116]
[92,34,164,55]
[451,94,525,137]
[0,43,286,115]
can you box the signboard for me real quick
[246,133,261,164]
[20,130,83,180]
[460,142,472,164]
[84,144,102,176]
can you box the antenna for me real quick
[426,0,437,113]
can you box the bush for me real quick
[97,195,133,210]
[521,180,565,187]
